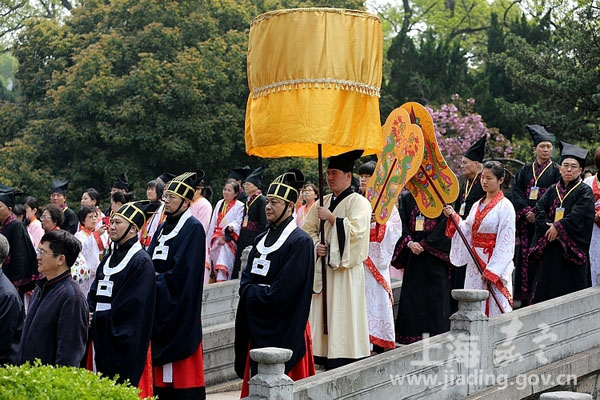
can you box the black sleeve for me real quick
[512,166,529,213]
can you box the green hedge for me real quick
[0,361,152,399]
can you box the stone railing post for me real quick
[450,289,490,395]
[247,347,293,400]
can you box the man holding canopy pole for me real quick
[302,150,372,370]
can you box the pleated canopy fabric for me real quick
[245,8,384,158]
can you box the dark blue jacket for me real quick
[0,268,23,365]
[19,270,88,367]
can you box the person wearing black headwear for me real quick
[110,172,130,195]
[529,142,595,304]
[234,169,315,397]
[147,172,207,399]
[0,185,38,296]
[448,135,487,313]
[87,200,159,398]
[302,149,372,370]
[512,125,561,306]
[229,165,251,204]
[231,166,268,279]
[50,179,78,234]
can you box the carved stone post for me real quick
[247,347,294,400]
[450,289,490,395]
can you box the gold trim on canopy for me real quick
[245,8,383,158]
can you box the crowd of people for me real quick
[0,124,599,399]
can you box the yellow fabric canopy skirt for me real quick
[245,8,383,158]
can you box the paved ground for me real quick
[206,390,241,399]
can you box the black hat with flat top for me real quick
[526,125,555,146]
[327,150,364,173]
[558,141,587,167]
[50,178,69,196]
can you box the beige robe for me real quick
[303,192,371,360]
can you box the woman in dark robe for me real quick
[392,191,452,344]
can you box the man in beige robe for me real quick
[303,150,371,369]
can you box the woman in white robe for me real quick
[205,179,244,284]
[444,161,515,317]
[74,206,109,295]
[358,162,402,350]
[364,206,402,350]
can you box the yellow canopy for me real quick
[245,8,384,158]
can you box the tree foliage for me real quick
[0,0,362,204]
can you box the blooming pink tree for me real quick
[426,94,513,171]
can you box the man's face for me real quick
[163,192,188,215]
[326,169,351,195]
[461,157,479,177]
[559,158,582,183]
[50,192,66,207]
[0,201,11,224]
[265,196,289,224]
[109,215,133,242]
[243,181,258,196]
[37,241,64,278]
[534,142,553,161]
[110,187,125,196]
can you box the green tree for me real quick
[1,0,363,203]
[489,4,600,146]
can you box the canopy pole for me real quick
[318,144,328,334]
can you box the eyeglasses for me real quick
[161,194,179,202]
[38,248,58,257]
[40,215,51,220]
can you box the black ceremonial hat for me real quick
[166,171,205,201]
[464,135,487,163]
[228,165,251,181]
[115,200,160,230]
[158,172,176,184]
[327,150,364,173]
[50,178,69,196]
[112,172,129,191]
[526,125,555,146]
[558,141,587,167]
[245,166,265,188]
[267,169,304,203]
[0,185,16,209]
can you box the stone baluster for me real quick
[247,347,294,400]
[450,289,490,395]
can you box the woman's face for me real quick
[81,192,96,207]
[222,183,236,202]
[40,210,56,232]
[146,187,158,202]
[301,186,317,204]
[110,199,122,215]
[25,204,37,221]
[83,212,97,230]
[481,168,503,194]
